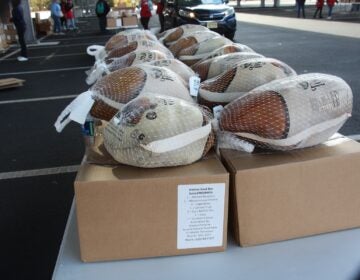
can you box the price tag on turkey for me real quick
[213,105,224,120]
[189,76,201,97]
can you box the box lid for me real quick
[221,135,360,171]
[76,153,227,182]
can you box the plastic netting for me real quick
[192,52,265,81]
[219,73,353,151]
[86,50,171,85]
[105,30,157,51]
[145,59,196,84]
[198,57,297,108]
[103,94,215,168]
[158,24,210,46]
[168,31,220,56]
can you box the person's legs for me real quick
[158,14,164,32]
[17,28,27,58]
[99,16,106,32]
[313,8,318,18]
[328,5,333,18]
[53,16,61,33]
[301,3,305,18]
[297,3,301,17]
[319,7,323,17]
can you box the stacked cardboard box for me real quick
[107,7,138,28]
[75,154,229,262]
[35,19,53,36]
[3,24,18,44]
[0,23,9,52]
[221,135,360,247]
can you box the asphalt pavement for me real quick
[0,13,359,280]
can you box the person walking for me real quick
[64,0,76,30]
[155,0,165,33]
[296,0,306,18]
[313,0,324,18]
[51,0,63,34]
[95,0,110,33]
[140,0,152,30]
[60,0,67,31]
[326,0,338,19]
[11,0,28,61]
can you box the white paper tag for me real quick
[189,76,201,97]
[177,183,225,249]
[213,105,224,120]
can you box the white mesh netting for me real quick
[103,94,215,167]
[218,73,353,151]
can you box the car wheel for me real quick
[224,31,235,41]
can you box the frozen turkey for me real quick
[55,65,193,132]
[192,52,265,81]
[197,43,256,63]
[86,29,157,61]
[177,36,233,66]
[145,59,196,84]
[219,73,353,151]
[86,50,170,85]
[198,57,297,108]
[168,31,220,56]
[103,94,215,168]
[158,24,210,46]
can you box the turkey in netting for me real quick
[168,30,220,56]
[103,94,215,168]
[192,52,265,81]
[104,40,173,63]
[198,57,296,108]
[145,59,196,84]
[158,24,210,46]
[87,29,157,61]
[55,65,194,132]
[194,43,256,63]
[177,36,233,66]
[219,73,353,151]
[86,50,170,85]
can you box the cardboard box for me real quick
[121,15,138,27]
[106,17,122,28]
[221,135,360,247]
[75,155,229,262]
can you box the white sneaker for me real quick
[327,16,332,19]
[17,56,28,62]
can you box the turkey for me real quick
[103,94,215,167]
[219,73,353,151]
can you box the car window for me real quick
[177,0,223,7]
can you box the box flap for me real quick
[76,152,227,182]
[221,135,360,171]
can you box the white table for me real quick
[52,201,360,280]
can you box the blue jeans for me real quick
[297,2,305,18]
[52,15,61,33]
[328,6,333,17]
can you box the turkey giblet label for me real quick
[177,183,225,249]
[189,76,201,97]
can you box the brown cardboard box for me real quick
[106,17,122,28]
[75,155,229,262]
[221,135,360,247]
[121,15,138,26]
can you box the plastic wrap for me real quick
[145,59,196,84]
[219,73,353,151]
[192,52,265,81]
[177,37,233,66]
[158,24,210,46]
[86,50,170,85]
[198,57,297,108]
[103,94,215,168]
[104,30,157,51]
[105,40,173,63]
[55,65,194,132]
[168,31,220,56]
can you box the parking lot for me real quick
[0,13,359,279]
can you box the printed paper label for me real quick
[189,76,201,97]
[177,183,225,249]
